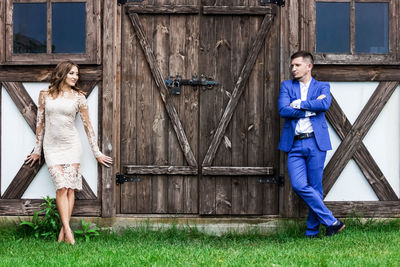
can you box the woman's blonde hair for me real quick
[48,60,84,97]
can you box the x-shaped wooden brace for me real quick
[323,81,399,201]
[1,81,98,199]
[128,11,274,170]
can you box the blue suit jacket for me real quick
[278,78,332,152]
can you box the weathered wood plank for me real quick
[325,96,397,201]
[313,66,400,81]
[325,201,400,218]
[279,0,301,218]
[101,0,117,217]
[120,6,138,214]
[214,13,233,215]
[124,166,197,175]
[202,14,274,166]
[75,178,97,200]
[202,167,274,176]
[199,6,217,214]
[262,13,280,215]
[167,1,186,214]
[128,12,197,167]
[0,1,5,63]
[151,1,169,214]
[0,66,102,82]
[182,11,199,213]
[203,6,273,15]
[2,82,37,132]
[323,82,399,195]
[231,12,248,215]
[2,159,44,199]
[126,5,199,14]
[136,14,154,214]
[0,199,101,216]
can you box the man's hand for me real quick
[290,99,301,109]
[317,94,326,100]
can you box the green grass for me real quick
[1,218,400,266]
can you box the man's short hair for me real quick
[291,51,314,65]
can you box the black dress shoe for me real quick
[326,220,345,236]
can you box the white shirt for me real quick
[292,80,315,135]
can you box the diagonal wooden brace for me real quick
[1,82,97,199]
[323,82,399,199]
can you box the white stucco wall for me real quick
[1,83,99,198]
[324,82,400,201]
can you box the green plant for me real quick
[74,220,100,242]
[19,196,61,239]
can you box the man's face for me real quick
[290,57,312,81]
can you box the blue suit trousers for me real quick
[287,136,337,236]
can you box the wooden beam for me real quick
[323,82,399,195]
[202,14,274,167]
[1,82,98,199]
[202,167,274,176]
[123,165,198,175]
[325,201,400,218]
[126,5,199,14]
[75,178,97,200]
[325,96,398,200]
[0,66,102,82]
[101,0,118,217]
[80,80,98,96]
[2,82,37,132]
[0,199,101,216]
[313,65,400,81]
[2,159,44,199]
[203,6,273,15]
[128,12,197,167]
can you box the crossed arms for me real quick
[278,82,331,119]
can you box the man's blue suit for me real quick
[278,78,337,236]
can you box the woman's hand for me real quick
[96,154,113,168]
[25,153,41,167]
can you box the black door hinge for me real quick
[258,176,284,186]
[116,174,141,185]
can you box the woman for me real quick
[25,61,112,244]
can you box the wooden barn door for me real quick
[118,1,280,215]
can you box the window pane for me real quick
[316,2,350,53]
[52,3,86,53]
[355,3,388,54]
[13,3,47,53]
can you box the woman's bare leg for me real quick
[56,187,74,245]
[57,189,75,242]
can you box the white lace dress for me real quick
[33,89,102,191]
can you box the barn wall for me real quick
[0,83,99,198]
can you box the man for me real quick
[278,51,345,237]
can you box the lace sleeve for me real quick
[78,94,103,158]
[32,91,46,155]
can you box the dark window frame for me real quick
[2,0,100,65]
[304,0,399,65]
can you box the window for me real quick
[307,0,397,64]
[4,0,100,64]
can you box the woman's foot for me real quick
[64,228,75,245]
[57,227,64,243]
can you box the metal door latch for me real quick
[258,176,284,186]
[116,174,141,185]
[165,74,219,95]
